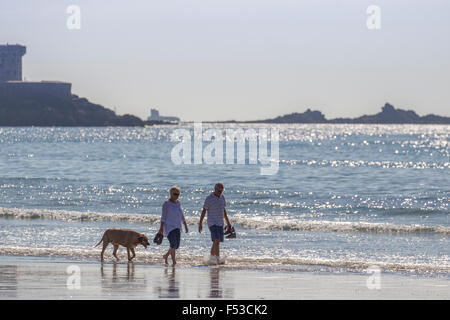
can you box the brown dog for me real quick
[94,228,150,262]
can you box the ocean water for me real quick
[0,124,448,276]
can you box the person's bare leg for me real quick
[211,240,220,260]
[163,249,170,265]
[170,248,176,266]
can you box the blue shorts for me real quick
[167,228,181,249]
[209,225,224,242]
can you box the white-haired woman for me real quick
[158,186,189,266]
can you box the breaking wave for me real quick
[0,207,448,235]
[232,216,450,235]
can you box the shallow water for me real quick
[0,124,448,275]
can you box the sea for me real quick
[0,124,448,277]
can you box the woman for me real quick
[158,186,189,266]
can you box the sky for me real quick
[1,0,449,121]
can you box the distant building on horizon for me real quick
[0,44,26,82]
[147,108,180,122]
[0,44,72,99]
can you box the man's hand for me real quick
[224,209,231,231]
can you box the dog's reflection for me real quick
[100,261,145,291]
[100,261,134,281]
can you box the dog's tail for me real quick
[94,237,103,248]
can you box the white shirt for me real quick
[160,200,185,237]
[203,193,226,227]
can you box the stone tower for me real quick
[0,44,26,82]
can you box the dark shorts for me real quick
[209,225,224,242]
[167,228,181,249]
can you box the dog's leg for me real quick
[113,244,119,260]
[101,241,109,262]
[127,247,132,261]
[130,247,136,261]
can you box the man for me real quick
[199,182,232,264]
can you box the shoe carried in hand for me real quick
[153,232,163,245]
[224,225,236,239]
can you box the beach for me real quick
[0,255,448,300]
[0,125,448,300]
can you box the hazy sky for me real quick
[1,0,449,121]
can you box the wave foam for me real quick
[233,216,450,235]
[1,207,448,236]
[0,245,448,274]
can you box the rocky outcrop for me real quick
[329,103,446,124]
[251,103,450,124]
[257,109,327,123]
[0,93,146,126]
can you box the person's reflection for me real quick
[163,267,179,298]
[208,267,222,298]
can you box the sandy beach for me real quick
[0,255,448,300]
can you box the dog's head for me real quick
[138,235,150,248]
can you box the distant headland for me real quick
[234,103,450,124]
[0,44,174,127]
[1,44,449,126]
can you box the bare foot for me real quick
[163,254,169,265]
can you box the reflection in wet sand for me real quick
[100,261,146,293]
[155,267,179,298]
[1,256,448,299]
[209,267,222,298]
[208,267,234,299]
[0,265,17,298]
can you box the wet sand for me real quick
[0,256,448,299]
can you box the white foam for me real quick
[0,245,448,274]
[232,215,450,235]
[224,255,450,274]
[0,207,160,223]
[1,207,448,235]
